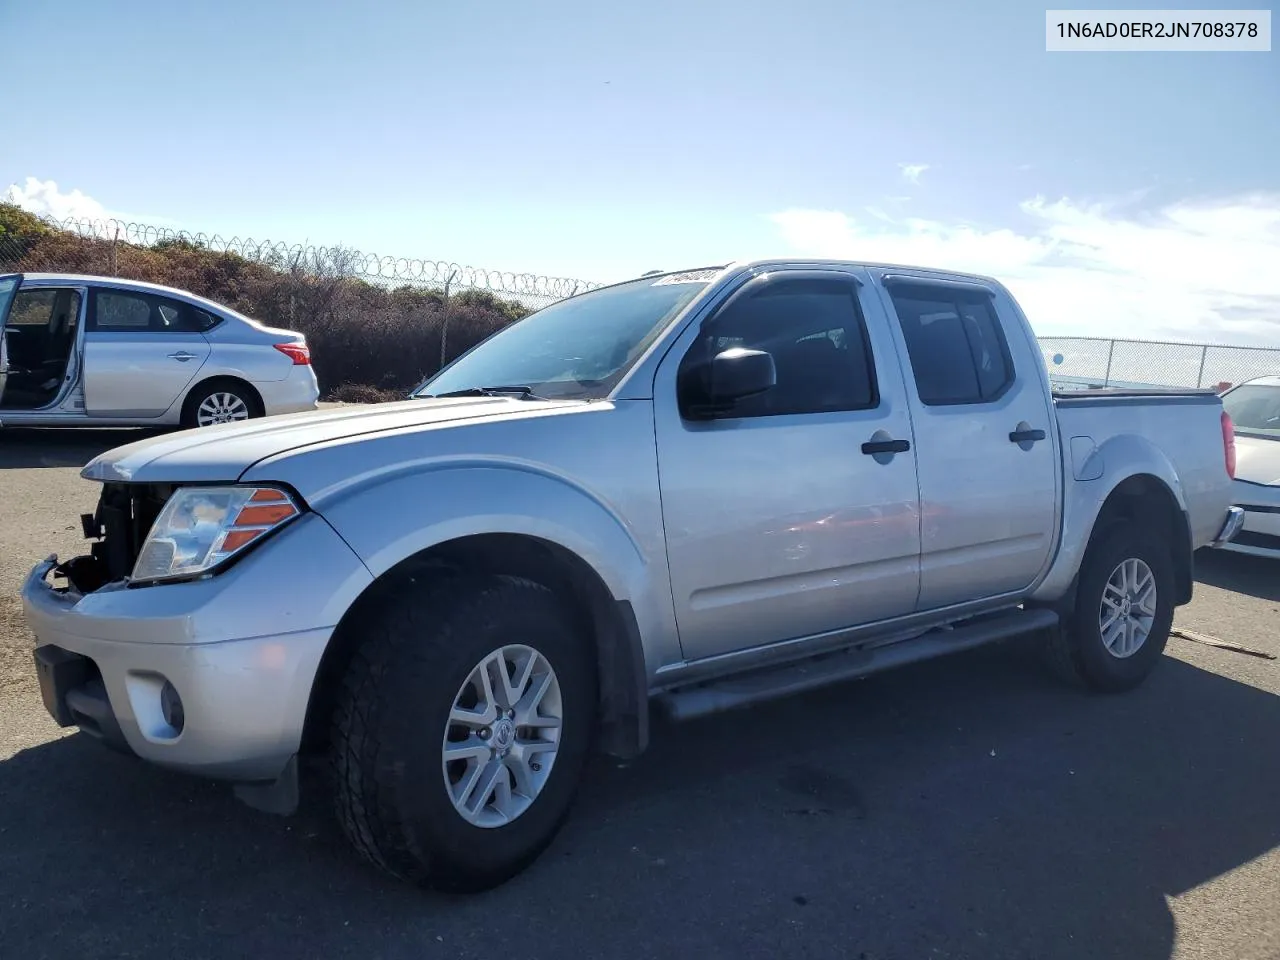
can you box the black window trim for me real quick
[87,286,223,334]
[678,269,881,422]
[884,277,1017,408]
[881,273,996,298]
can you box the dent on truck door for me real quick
[84,288,211,418]
[880,276,1057,610]
[654,271,922,661]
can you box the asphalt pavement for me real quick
[1,428,1277,960]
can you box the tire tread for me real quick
[328,573,589,890]
[1044,520,1174,693]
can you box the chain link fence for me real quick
[1038,336,1280,392]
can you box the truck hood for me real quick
[81,397,586,484]
[1235,434,1280,486]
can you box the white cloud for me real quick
[899,163,930,184]
[766,193,1280,345]
[3,177,111,221]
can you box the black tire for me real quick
[329,574,596,892]
[181,379,263,428]
[1044,521,1175,692]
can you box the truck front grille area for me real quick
[56,483,173,593]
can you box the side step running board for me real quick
[655,606,1059,723]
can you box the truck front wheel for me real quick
[1046,522,1176,692]
[329,574,597,892]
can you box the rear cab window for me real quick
[884,280,1014,405]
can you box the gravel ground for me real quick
[1,428,1278,960]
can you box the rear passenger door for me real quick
[84,288,214,418]
[654,269,922,661]
[874,272,1058,611]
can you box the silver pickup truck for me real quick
[23,260,1243,893]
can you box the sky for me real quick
[2,0,1278,344]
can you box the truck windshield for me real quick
[414,271,717,401]
[1223,383,1280,439]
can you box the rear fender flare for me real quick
[1034,432,1189,605]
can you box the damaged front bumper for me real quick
[21,512,374,804]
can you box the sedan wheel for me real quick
[196,391,251,426]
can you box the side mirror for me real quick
[709,347,775,403]
[683,347,775,419]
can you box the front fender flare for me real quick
[316,462,651,604]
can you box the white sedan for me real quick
[0,272,319,428]
[1219,376,1280,559]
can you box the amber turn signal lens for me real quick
[234,503,297,526]
[220,529,263,552]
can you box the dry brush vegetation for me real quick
[0,203,533,400]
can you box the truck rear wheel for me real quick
[329,573,596,892]
[1045,521,1175,692]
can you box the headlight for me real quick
[132,486,301,583]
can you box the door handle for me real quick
[167,351,197,362]
[861,438,911,455]
[1009,428,1046,444]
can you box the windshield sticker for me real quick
[652,269,720,285]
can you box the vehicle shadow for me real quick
[0,428,166,470]
[1,645,1277,960]
[1195,547,1280,602]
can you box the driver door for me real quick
[653,269,922,661]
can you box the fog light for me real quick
[160,680,185,734]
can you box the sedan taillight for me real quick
[274,342,311,365]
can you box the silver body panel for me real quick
[21,259,1237,784]
[866,266,1061,610]
[651,265,922,660]
[0,273,319,427]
